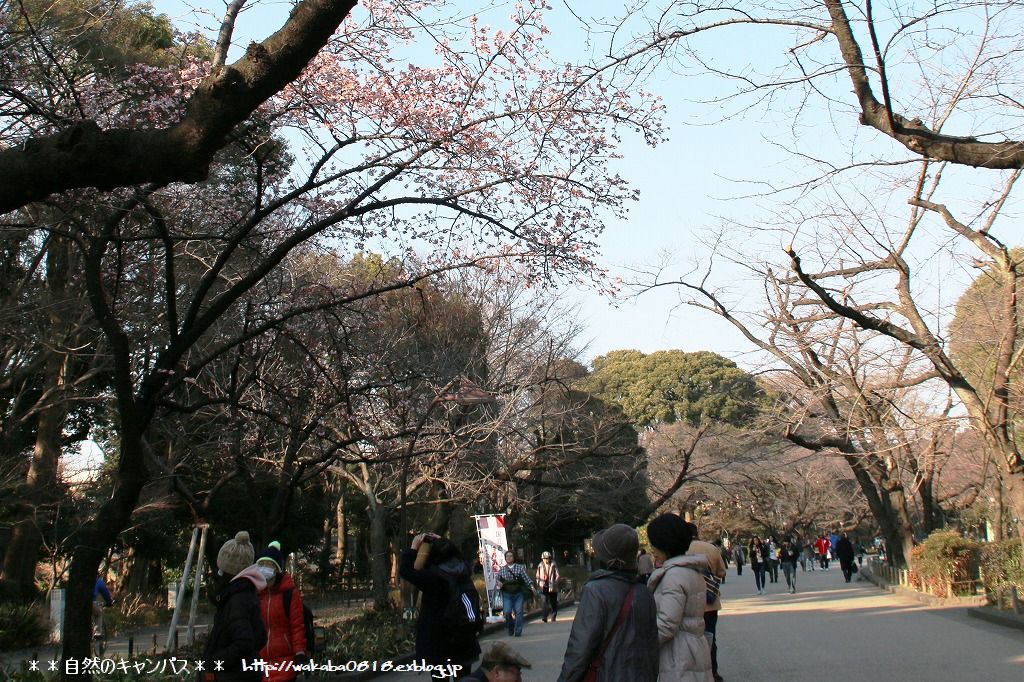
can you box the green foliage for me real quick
[14,0,188,72]
[0,603,49,649]
[325,605,416,661]
[909,530,979,596]
[979,539,1024,594]
[585,349,761,428]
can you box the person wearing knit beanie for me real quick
[257,541,286,573]
[217,530,255,577]
[256,541,310,681]
[591,523,640,571]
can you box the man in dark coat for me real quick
[399,533,482,679]
[200,530,268,682]
[835,533,857,583]
[556,524,658,682]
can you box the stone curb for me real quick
[966,606,1024,632]
[328,599,575,681]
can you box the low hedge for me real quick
[0,603,49,649]
[910,530,979,597]
[979,538,1024,596]
[324,605,415,661]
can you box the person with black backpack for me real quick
[255,541,310,682]
[400,533,483,679]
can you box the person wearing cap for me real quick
[199,530,268,682]
[646,514,713,682]
[466,641,532,681]
[556,523,658,682]
[535,550,560,623]
[255,541,308,682]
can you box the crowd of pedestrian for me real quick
[187,520,879,682]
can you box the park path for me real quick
[373,564,1023,681]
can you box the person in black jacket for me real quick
[399,533,482,679]
[835,533,857,583]
[780,538,800,593]
[199,531,268,682]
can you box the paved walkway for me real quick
[374,565,1023,681]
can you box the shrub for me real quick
[325,605,415,661]
[911,530,979,597]
[559,565,591,597]
[0,603,49,649]
[979,538,1024,597]
[104,594,172,635]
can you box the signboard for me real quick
[473,514,509,615]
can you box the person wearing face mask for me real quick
[255,541,309,682]
[199,531,268,682]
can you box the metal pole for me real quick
[186,524,209,646]
[472,515,494,619]
[166,526,200,652]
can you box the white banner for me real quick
[474,514,509,593]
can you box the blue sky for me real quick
[151,1,999,367]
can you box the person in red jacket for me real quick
[255,541,308,682]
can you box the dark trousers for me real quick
[767,559,779,582]
[840,561,854,582]
[753,564,766,590]
[819,554,829,569]
[704,610,719,676]
[541,589,558,620]
[736,563,743,576]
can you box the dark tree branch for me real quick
[0,0,358,212]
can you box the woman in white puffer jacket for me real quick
[646,513,714,682]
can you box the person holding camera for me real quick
[399,532,482,678]
[496,550,535,637]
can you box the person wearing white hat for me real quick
[535,551,561,622]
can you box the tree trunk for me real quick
[843,454,914,568]
[1,381,66,600]
[918,475,941,534]
[367,496,391,609]
[991,476,1006,541]
[61,421,150,678]
[1,238,73,601]
[998,472,1024,571]
[317,512,334,584]
[335,492,347,568]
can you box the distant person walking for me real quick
[765,537,779,583]
[802,539,814,571]
[814,535,831,570]
[779,538,799,593]
[732,544,745,576]
[646,514,713,682]
[556,524,658,682]
[835,533,856,583]
[749,538,768,595]
[536,551,561,623]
